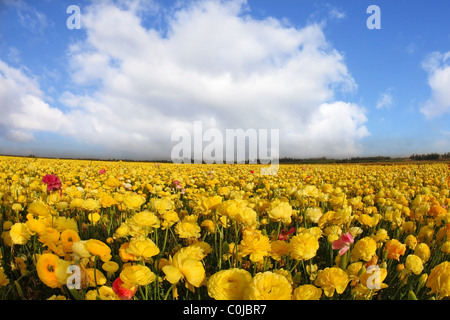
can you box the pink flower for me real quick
[41,174,62,194]
[332,232,354,256]
[99,169,106,175]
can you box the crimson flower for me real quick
[99,169,106,175]
[41,174,62,195]
[278,227,296,241]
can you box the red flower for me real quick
[112,277,137,300]
[278,227,296,241]
[99,169,106,175]
[41,174,62,194]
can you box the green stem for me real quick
[164,283,177,300]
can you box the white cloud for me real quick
[0,60,72,142]
[0,0,369,160]
[328,6,346,20]
[421,51,450,118]
[376,89,394,109]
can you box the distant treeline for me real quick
[409,152,450,161]
[278,156,398,164]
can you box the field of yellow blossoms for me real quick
[0,155,450,300]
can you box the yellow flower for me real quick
[133,210,160,229]
[27,202,49,217]
[88,212,101,225]
[85,239,112,262]
[102,261,119,274]
[149,197,173,213]
[235,207,258,228]
[162,249,206,289]
[207,268,252,300]
[238,229,271,263]
[359,267,388,290]
[69,198,84,210]
[268,200,293,224]
[82,198,100,212]
[86,286,120,300]
[85,268,107,287]
[123,193,146,210]
[441,241,450,254]
[201,195,223,211]
[120,265,156,288]
[11,203,23,212]
[244,271,292,300]
[289,232,320,261]
[175,215,201,239]
[270,240,290,261]
[405,255,424,275]
[292,284,323,300]
[305,207,323,224]
[384,239,406,261]
[351,237,377,262]
[427,261,450,299]
[10,223,31,245]
[371,228,389,243]
[201,219,216,233]
[100,193,119,208]
[126,238,160,261]
[160,210,180,229]
[414,243,431,263]
[405,235,418,250]
[314,267,349,297]
[0,267,9,287]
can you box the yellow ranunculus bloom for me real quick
[207,268,252,300]
[201,195,223,211]
[289,232,320,261]
[427,261,450,299]
[314,267,349,297]
[85,239,112,262]
[292,284,323,300]
[120,265,156,288]
[175,215,201,239]
[123,193,146,210]
[405,254,424,275]
[351,237,377,262]
[238,229,271,263]
[162,249,206,289]
[10,222,31,245]
[132,210,160,229]
[414,243,431,263]
[82,198,101,212]
[28,202,49,217]
[268,200,293,224]
[244,271,292,300]
[126,238,160,261]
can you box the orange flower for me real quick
[60,229,81,253]
[384,239,406,261]
[36,253,61,289]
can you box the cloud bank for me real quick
[0,0,369,160]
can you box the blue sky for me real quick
[0,0,449,161]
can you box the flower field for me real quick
[0,155,450,300]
